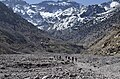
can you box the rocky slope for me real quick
[88,8,120,55]
[0,2,84,54]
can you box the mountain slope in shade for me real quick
[0,2,84,54]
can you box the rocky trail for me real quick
[0,53,120,79]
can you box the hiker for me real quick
[75,57,77,62]
[54,56,56,60]
[59,56,62,60]
[68,56,71,60]
[65,56,68,60]
[72,57,74,62]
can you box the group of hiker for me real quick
[53,55,78,62]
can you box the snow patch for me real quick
[110,1,120,8]
[28,20,38,26]
[40,12,55,18]
[27,9,36,15]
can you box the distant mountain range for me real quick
[0,1,84,54]
[0,0,113,30]
[0,0,120,55]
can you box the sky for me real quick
[26,0,110,5]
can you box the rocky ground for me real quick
[0,53,120,79]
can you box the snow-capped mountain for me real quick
[1,0,120,46]
[0,0,81,30]
[1,0,120,31]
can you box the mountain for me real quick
[1,0,118,31]
[1,0,106,31]
[1,0,119,31]
[0,2,84,54]
[49,2,119,44]
[88,8,120,55]
[48,1,120,46]
[1,0,120,55]
[0,0,81,30]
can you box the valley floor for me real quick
[0,53,120,79]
